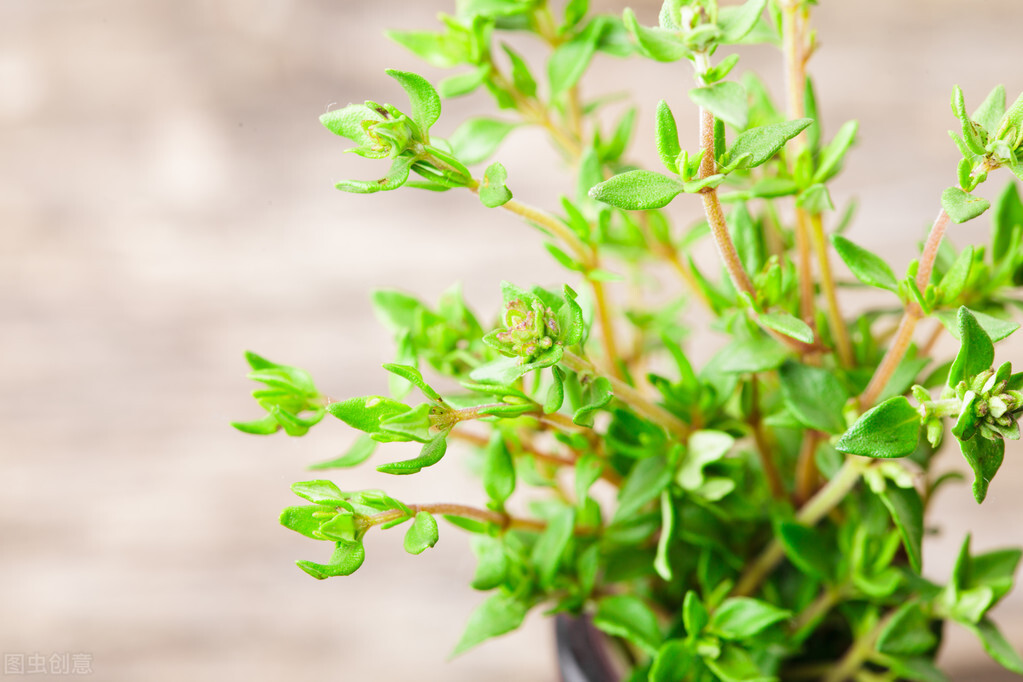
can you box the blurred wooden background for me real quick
[1,0,1021,679]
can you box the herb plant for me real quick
[235,1,1023,679]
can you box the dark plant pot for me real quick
[556,615,620,682]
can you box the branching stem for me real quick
[366,503,547,532]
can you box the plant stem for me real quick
[791,587,843,642]
[859,208,950,408]
[697,109,757,299]
[562,350,691,440]
[366,503,547,532]
[822,610,897,682]
[750,375,786,500]
[794,430,822,505]
[794,209,818,330]
[731,455,870,597]
[810,212,854,367]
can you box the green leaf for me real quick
[593,595,662,655]
[386,69,441,134]
[231,414,280,435]
[327,396,409,434]
[378,403,433,443]
[501,43,537,98]
[655,100,682,174]
[877,602,939,655]
[403,511,439,555]
[654,491,675,582]
[296,540,365,579]
[714,336,789,373]
[614,455,672,522]
[376,432,448,475]
[557,285,585,346]
[386,29,465,68]
[469,535,508,590]
[835,396,922,458]
[574,452,603,507]
[334,155,415,194]
[959,436,1004,504]
[438,66,489,99]
[936,308,1019,343]
[759,311,814,344]
[965,618,1023,674]
[291,479,345,505]
[573,376,613,426]
[447,117,517,166]
[948,307,995,387]
[796,184,834,214]
[548,17,605,95]
[973,85,1006,134]
[683,591,709,635]
[319,103,384,145]
[723,118,813,169]
[452,592,529,656]
[779,360,849,434]
[649,640,694,682]
[309,435,377,470]
[877,484,925,573]
[382,363,441,401]
[705,645,776,682]
[677,431,734,493]
[777,522,832,580]
[531,506,575,587]
[483,433,516,506]
[588,170,682,210]
[935,245,974,301]
[544,365,566,414]
[717,0,768,43]
[813,120,859,183]
[991,181,1023,262]
[622,9,689,62]
[942,187,991,224]
[479,162,513,208]
[710,597,791,640]
[971,548,1023,602]
[280,505,335,540]
[832,234,898,291]
[689,82,749,130]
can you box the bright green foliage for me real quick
[238,1,1023,678]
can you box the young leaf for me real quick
[614,455,672,522]
[479,162,513,208]
[548,17,605,95]
[438,66,489,99]
[723,118,814,169]
[709,597,791,640]
[942,187,991,224]
[291,479,345,505]
[717,0,768,43]
[593,595,662,655]
[483,433,516,506]
[655,100,682,173]
[877,484,925,573]
[573,376,613,426]
[654,491,675,581]
[779,360,850,434]
[326,396,410,434]
[813,120,859,183]
[531,506,575,587]
[689,82,749,130]
[382,363,442,401]
[777,522,832,580]
[936,308,1019,343]
[376,432,448,475]
[832,234,899,292]
[403,511,440,555]
[964,618,1023,674]
[452,591,529,656]
[959,436,1005,504]
[649,640,694,682]
[973,85,1006,134]
[385,69,441,135]
[501,43,537,98]
[876,602,939,655]
[835,396,922,458]
[469,535,508,590]
[447,117,517,166]
[296,540,366,579]
[588,170,683,210]
[991,181,1023,262]
[622,9,689,62]
[948,307,995,387]
[759,311,814,345]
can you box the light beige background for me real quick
[2,1,1022,680]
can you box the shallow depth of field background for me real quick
[2,1,1023,680]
